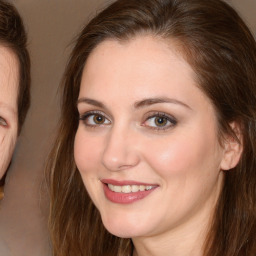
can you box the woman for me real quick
[47,0,256,255]
[0,0,30,193]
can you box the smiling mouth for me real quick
[101,180,158,204]
[107,184,155,193]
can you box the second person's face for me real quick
[0,46,19,178]
[74,35,226,239]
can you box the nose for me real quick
[101,126,140,171]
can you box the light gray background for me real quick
[0,1,255,255]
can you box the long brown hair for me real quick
[46,0,256,255]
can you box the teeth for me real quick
[108,184,114,190]
[113,185,121,193]
[122,185,131,193]
[131,185,139,192]
[108,184,155,193]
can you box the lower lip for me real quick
[103,183,157,204]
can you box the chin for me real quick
[105,225,142,239]
[101,212,151,239]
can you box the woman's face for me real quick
[74,36,227,239]
[0,46,19,179]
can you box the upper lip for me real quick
[101,179,158,186]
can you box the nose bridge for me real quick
[102,123,139,171]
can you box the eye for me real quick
[79,111,111,127]
[143,112,177,130]
[0,117,7,127]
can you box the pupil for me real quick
[94,115,104,124]
[155,117,167,126]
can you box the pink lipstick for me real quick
[101,179,158,204]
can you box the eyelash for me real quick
[79,111,110,127]
[142,112,177,131]
[79,111,177,131]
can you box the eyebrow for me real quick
[77,97,191,110]
[134,97,191,109]
[77,98,106,109]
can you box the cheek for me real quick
[74,128,106,209]
[139,129,223,226]
[0,131,17,178]
[142,128,222,180]
[74,128,103,176]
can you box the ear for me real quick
[220,122,243,171]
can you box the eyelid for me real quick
[142,111,177,130]
[79,110,109,119]
[79,110,111,126]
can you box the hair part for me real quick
[47,0,256,255]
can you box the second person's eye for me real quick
[0,117,7,127]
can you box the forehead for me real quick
[80,35,198,101]
[85,35,186,70]
[0,46,19,116]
